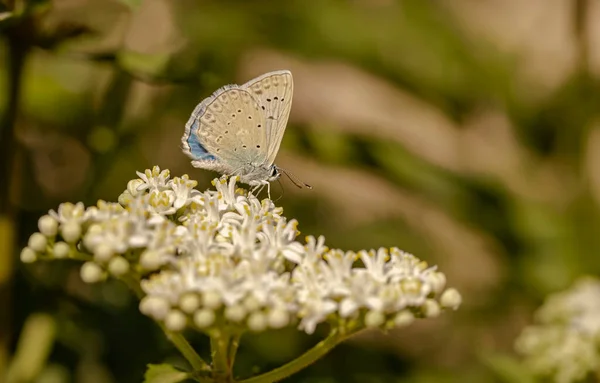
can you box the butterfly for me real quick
[181,70,306,197]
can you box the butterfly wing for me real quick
[182,85,268,175]
[242,70,293,166]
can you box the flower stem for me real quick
[119,275,210,372]
[161,323,211,372]
[227,333,241,371]
[237,329,360,383]
[210,331,232,381]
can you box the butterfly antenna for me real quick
[281,168,312,189]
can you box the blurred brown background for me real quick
[2,0,600,382]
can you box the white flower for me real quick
[127,179,145,197]
[213,176,246,210]
[338,273,378,317]
[147,190,177,216]
[516,326,598,383]
[538,278,600,337]
[515,277,600,382]
[297,292,337,334]
[49,202,86,225]
[259,219,304,263]
[358,248,390,283]
[22,168,460,337]
[84,200,126,222]
[182,217,221,259]
[135,166,171,194]
[84,216,146,255]
[320,249,355,296]
[169,175,198,210]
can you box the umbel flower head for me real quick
[22,166,461,336]
[515,277,600,383]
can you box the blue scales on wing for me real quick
[183,119,216,161]
[181,83,267,176]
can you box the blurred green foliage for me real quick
[2,0,600,382]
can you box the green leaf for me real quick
[143,364,190,383]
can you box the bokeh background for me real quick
[2,0,600,382]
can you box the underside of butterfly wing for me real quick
[242,70,293,166]
[182,84,268,176]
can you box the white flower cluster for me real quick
[515,277,600,383]
[21,166,461,335]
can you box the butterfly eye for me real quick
[270,167,279,177]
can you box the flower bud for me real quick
[364,310,385,328]
[53,242,70,259]
[28,233,47,253]
[243,295,261,312]
[140,296,170,320]
[94,244,113,263]
[423,299,441,318]
[38,215,58,237]
[108,256,129,276]
[61,222,82,243]
[203,291,222,309]
[117,191,133,206]
[429,272,447,294]
[127,179,145,197]
[179,294,200,314]
[440,288,462,310]
[267,309,289,329]
[224,305,246,322]
[20,247,37,263]
[193,309,215,328]
[80,262,104,283]
[140,250,162,271]
[165,310,187,331]
[247,312,267,332]
[393,311,414,327]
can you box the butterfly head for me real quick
[239,164,281,186]
[268,165,281,182]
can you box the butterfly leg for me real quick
[266,181,271,200]
[258,182,268,198]
[250,184,261,196]
[248,180,271,199]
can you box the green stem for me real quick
[119,275,210,372]
[66,250,93,262]
[161,324,211,372]
[227,333,241,372]
[210,331,231,381]
[237,329,360,383]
